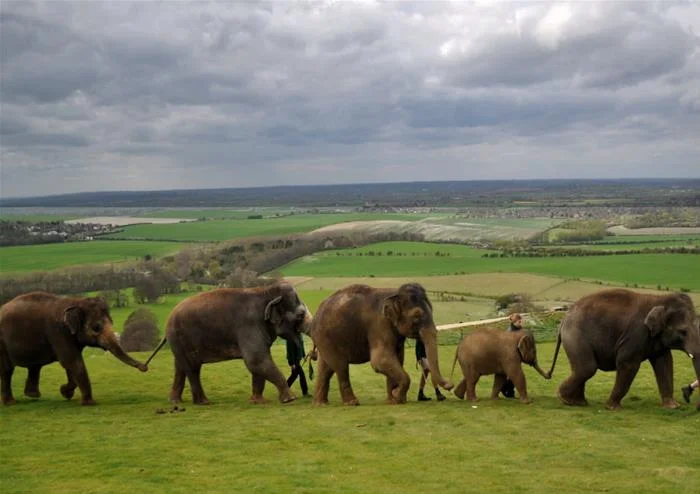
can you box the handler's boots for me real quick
[681,384,694,403]
[435,388,446,401]
[418,390,432,401]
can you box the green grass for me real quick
[279,241,700,291]
[547,238,700,251]
[1,341,697,493]
[0,241,187,274]
[102,214,429,241]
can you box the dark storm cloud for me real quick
[1,0,699,198]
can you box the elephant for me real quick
[451,328,550,404]
[310,283,453,406]
[0,292,148,406]
[548,288,700,410]
[145,282,312,405]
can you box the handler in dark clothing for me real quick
[416,338,446,402]
[286,334,309,397]
[501,313,523,398]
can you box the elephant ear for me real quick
[64,306,86,335]
[264,295,283,323]
[517,333,537,364]
[382,295,401,327]
[644,305,666,337]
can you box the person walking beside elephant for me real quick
[415,338,446,402]
[287,334,309,397]
[500,313,523,399]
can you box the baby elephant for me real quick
[451,328,550,404]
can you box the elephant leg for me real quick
[169,361,186,404]
[0,348,16,405]
[465,373,479,402]
[558,359,597,407]
[509,367,531,404]
[249,373,269,405]
[336,364,360,406]
[24,366,42,398]
[649,351,679,409]
[453,378,467,399]
[606,361,641,410]
[491,374,507,399]
[59,358,95,406]
[371,350,409,404]
[60,369,77,400]
[313,357,334,405]
[242,351,295,404]
[186,363,211,405]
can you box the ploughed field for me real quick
[1,342,698,493]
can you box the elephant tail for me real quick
[547,320,564,378]
[145,336,168,367]
[450,344,460,380]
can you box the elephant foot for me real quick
[605,401,622,411]
[81,398,97,406]
[557,390,588,407]
[313,398,329,406]
[24,390,41,399]
[343,398,360,406]
[661,399,681,410]
[279,393,297,404]
[169,395,183,404]
[440,380,454,391]
[519,397,532,405]
[249,395,269,405]
[60,384,75,400]
[193,398,212,405]
[2,396,17,406]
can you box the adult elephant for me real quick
[0,292,148,406]
[146,282,312,405]
[311,283,453,406]
[451,328,550,404]
[548,289,700,410]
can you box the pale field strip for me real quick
[65,217,196,226]
[607,226,700,235]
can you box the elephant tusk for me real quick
[688,353,695,359]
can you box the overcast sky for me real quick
[1,0,699,198]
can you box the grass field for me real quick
[136,209,294,220]
[546,237,700,251]
[1,341,697,494]
[279,242,700,291]
[0,241,186,274]
[102,214,429,241]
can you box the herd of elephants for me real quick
[1,281,699,411]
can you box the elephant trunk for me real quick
[693,357,700,405]
[419,326,453,391]
[530,360,551,379]
[99,329,148,372]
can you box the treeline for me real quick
[0,230,425,304]
[0,220,115,246]
[334,250,452,257]
[623,209,700,229]
[483,246,700,258]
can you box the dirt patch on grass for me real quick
[312,219,545,241]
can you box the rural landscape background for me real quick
[1,179,699,493]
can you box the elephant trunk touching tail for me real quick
[145,336,168,367]
[419,326,453,390]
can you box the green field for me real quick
[0,341,697,494]
[137,209,294,220]
[0,241,186,274]
[103,214,429,241]
[547,237,700,251]
[280,242,700,291]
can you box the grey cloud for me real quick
[1,0,699,199]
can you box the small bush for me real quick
[120,308,160,352]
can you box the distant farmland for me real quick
[102,213,429,241]
[0,240,185,274]
[279,241,700,291]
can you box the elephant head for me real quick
[264,282,313,339]
[517,332,550,379]
[644,293,700,385]
[383,283,453,391]
[63,297,147,372]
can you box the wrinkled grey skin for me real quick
[548,289,700,410]
[146,282,312,405]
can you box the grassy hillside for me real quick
[0,241,186,274]
[279,242,700,291]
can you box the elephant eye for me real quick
[92,323,103,333]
